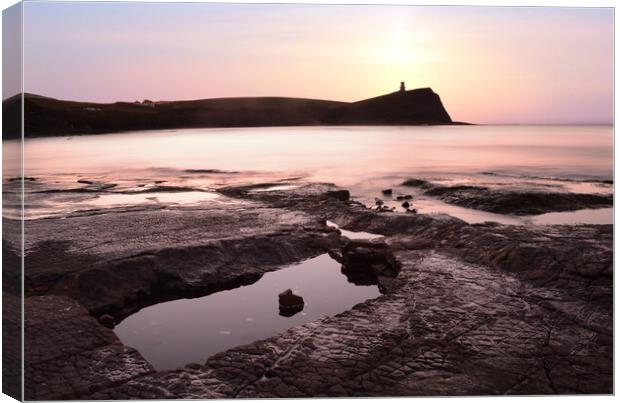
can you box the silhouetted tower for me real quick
[400,81,406,92]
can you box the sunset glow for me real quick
[17,3,614,124]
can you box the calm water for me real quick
[115,253,381,370]
[6,125,613,179]
[3,125,613,224]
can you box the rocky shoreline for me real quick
[3,180,612,399]
[401,178,613,215]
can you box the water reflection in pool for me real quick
[115,254,381,370]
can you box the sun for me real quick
[377,23,425,65]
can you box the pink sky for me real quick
[17,3,614,124]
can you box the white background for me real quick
[0,0,616,402]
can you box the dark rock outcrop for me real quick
[402,178,613,215]
[401,178,432,188]
[328,88,453,125]
[323,190,350,201]
[341,240,400,280]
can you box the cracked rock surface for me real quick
[12,182,612,399]
[25,296,154,400]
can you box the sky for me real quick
[6,2,615,124]
[2,3,21,100]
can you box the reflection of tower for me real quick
[400,81,405,92]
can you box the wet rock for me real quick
[427,186,612,215]
[382,189,393,195]
[324,190,350,201]
[278,289,304,317]
[401,178,613,215]
[98,314,115,329]
[129,185,196,193]
[8,176,37,182]
[184,169,237,174]
[401,178,432,188]
[341,240,400,278]
[33,182,119,194]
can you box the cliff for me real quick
[3,88,458,139]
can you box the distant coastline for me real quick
[2,87,469,139]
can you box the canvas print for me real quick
[1,1,614,400]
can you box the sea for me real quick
[3,125,612,225]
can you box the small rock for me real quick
[396,195,413,201]
[279,289,304,317]
[375,198,384,206]
[98,314,115,329]
[402,201,410,208]
[382,189,393,195]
